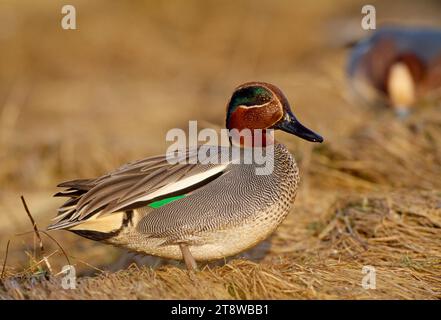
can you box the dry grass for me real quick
[1,0,441,300]
[1,190,440,299]
[311,109,441,191]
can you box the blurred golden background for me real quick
[1,0,440,299]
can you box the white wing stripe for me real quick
[133,164,227,202]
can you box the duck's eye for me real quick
[230,86,272,109]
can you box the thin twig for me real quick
[20,250,59,276]
[73,257,105,273]
[20,195,53,272]
[39,231,71,266]
[20,195,44,254]
[14,230,71,266]
[1,240,11,279]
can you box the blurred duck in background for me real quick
[347,26,441,116]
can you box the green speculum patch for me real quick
[148,194,186,208]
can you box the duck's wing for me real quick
[49,146,233,230]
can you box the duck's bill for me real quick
[275,114,323,143]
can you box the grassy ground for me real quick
[0,0,440,299]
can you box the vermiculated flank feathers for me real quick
[48,146,232,230]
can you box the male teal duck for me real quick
[48,82,323,270]
[348,26,441,116]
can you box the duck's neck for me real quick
[228,128,275,148]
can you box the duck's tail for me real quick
[48,178,134,242]
[48,179,95,230]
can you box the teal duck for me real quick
[48,82,323,270]
[347,26,441,116]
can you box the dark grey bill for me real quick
[274,111,323,143]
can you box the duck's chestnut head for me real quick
[226,82,323,144]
